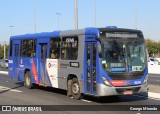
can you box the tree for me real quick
[0,44,9,59]
[145,38,160,57]
[0,45,4,59]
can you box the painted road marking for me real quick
[148,92,160,100]
[0,71,8,75]
[148,97,160,101]
[9,89,22,92]
[69,96,92,102]
[82,99,92,103]
[0,86,22,93]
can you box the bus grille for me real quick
[109,74,143,80]
[115,87,141,94]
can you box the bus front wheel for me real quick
[71,78,82,100]
[24,71,34,89]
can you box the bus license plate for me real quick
[124,90,133,95]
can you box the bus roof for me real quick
[98,28,142,33]
[10,27,142,40]
[10,31,60,40]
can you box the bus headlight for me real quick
[143,74,148,85]
[101,76,112,87]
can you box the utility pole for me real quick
[34,0,37,33]
[56,13,61,30]
[135,0,138,29]
[94,0,97,27]
[4,41,6,59]
[9,26,14,36]
[74,0,78,30]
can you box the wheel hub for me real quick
[26,76,30,86]
[72,83,79,94]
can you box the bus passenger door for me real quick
[39,43,48,84]
[85,42,97,94]
[13,44,20,80]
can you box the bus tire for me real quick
[67,80,72,97]
[71,78,82,100]
[24,71,34,89]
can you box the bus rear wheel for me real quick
[71,78,82,100]
[24,71,34,89]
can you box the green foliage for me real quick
[145,39,160,57]
[0,44,9,59]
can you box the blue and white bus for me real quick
[9,27,148,99]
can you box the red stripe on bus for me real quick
[58,63,60,68]
[31,60,38,84]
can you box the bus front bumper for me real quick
[97,83,148,96]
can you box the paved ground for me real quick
[0,70,160,114]
[148,85,160,93]
[0,72,160,114]
[148,74,160,93]
[148,74,160,86]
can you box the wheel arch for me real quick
[24,68,36,84]
[24,69,31,75]
[67,74,78,81]
[24,68,34,89]
[66,74,78,97]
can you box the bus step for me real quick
[39,83,48,87]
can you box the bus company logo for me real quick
[19,65,24,68]
[48,63,55,68]
[123,80,130,86]
[66,38,74,43]
[48,63,51,68]
[9,60,13,64]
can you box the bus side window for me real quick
[20,39,36,58]
[32,39,36,57]
[9,40,13,57]
[50,50,56,59]
[50,38,60,59]
[61,37,78,60]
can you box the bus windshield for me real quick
[101,39,146,73]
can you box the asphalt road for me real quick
[148,74,160,86]
[0,73,160,114]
